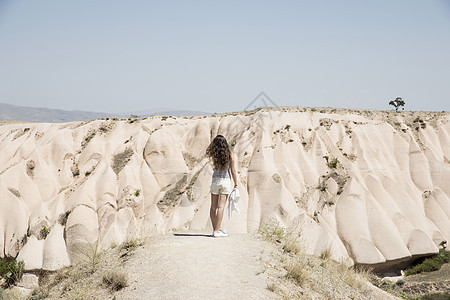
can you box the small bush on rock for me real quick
[405,250,450,276]
[0,258,25,287]
[327,158,339,169]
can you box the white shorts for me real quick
[210,177,232,195]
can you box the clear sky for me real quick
[0,0,449,114]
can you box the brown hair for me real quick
[206,135,231,170]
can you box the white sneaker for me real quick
[213,230,229,238]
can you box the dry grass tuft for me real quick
[69,240,103,272]
[120,239,143,252]
[28,286,49,299]
[259,219,383,299]
[266,282,277,292]
[285,258,308,286]
[258,219,287,243]
[102,270,128,291]
[282,238,301,255]
[319,247,332,261]
[19,238,139,299]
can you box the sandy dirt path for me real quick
[115,233,278,300]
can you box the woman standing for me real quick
[206,135,238,237]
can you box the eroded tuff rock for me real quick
[0,107,449,271]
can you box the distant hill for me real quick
[125,107,211,117]
[0,103,211,122]
[0,103,113,123]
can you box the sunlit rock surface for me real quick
[0,107,449,271]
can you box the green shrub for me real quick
[405,250,450,276]
[420,292,450,300]
[134,189,141,197]
[327,158,339,168]
[0,258,25,287]
[40,225,50,239]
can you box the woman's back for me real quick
[212,163,231,178]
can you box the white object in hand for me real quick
[227,187,240,220]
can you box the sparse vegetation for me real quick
[58,210,71,226]
[1,287,24,299]
[23,243,132,299]
[258,219,287,243]
[335,262,372,293]
[282,238,301,255]
[40,225,51,239]
[102,270,128,291]
[7,187,21,198]
[26,160,36,177]
[317,180,328,192]
[158,174,188,213]
[71,241,103,272]
[29,286,50,299]
[327,157,339,168]
[320,247,332,261]
[405,250,450,276]
[71,162,80,177]
[134,189,141,197]
[112,148,134,175]
[343,153,357,161]
[272,173,281,184]
[182,151,198,169]
[420,292,450,300]
[285,258,308,285]
[120,239,143,252]
[259,219,378,299]
[266,282,278,293]
[81,129,96,149]
[325,197,335,206]
[0,258,24,287]
[13,127,30,140]
[413,117,427,130]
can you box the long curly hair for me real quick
[206,135,231,170]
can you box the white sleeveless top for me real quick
[212,162,231,179]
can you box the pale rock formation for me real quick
[0,107,449,271]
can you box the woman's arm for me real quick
[230,151,238,188]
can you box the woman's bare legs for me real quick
[215,194,228,231]
[210,193,219,231]
[210,193,228,232]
